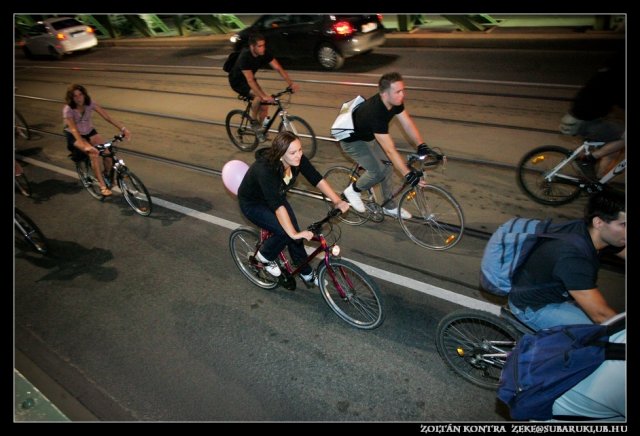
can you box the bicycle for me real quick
[70,133,152,216]
[229,208,384,330]
[15,160,31,197]
[517,139,626,206]
[15,110,31,140]
[225,87,317,159]
[15,207,48,254]
[322,148,464,250]
[435,305,535,390]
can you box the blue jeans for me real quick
[240,200,313,276]
[509,300,593,331]
[339,139,397,209]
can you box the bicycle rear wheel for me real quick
[15,208,48,254]
[15,111,31,140]
[278,116,317,160]
[318,258,384,329]
[516,145,582,206]
[229,227,279,290]
[398,185,464,250]
[321,166,370,226]
[225,110,260,151]
[118,170,152,216]
[75,160,104,200]
[436,309,519,390]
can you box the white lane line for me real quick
[21,156,500,315]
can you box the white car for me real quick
[21,17,97,59]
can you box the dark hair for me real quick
[267,131,298,166]
[585,188,625,226]
[65,84,91,108]
[378,72,403,93]
[248,32,265,47]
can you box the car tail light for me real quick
[55,32,67,41]
[332,21,354,36]
[377,14,383,22]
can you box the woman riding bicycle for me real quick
[238,131,349,285]
[63,84,131,196]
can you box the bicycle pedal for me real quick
[279,275,297,290]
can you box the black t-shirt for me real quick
[343,93,404,142]
[228,47,274,90]
[509,221,601,311]
[238,149,323,212]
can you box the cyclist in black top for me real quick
[228,32,299,135]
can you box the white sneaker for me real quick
[342,184,365,213]
[300,272,327,288]
[383,207,412,219]
[256,251,281,277]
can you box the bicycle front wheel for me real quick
[278,116,317,160]
[318,258,384,330]
[75,160,104,200]
[15,111,31,140]
[399,185,464,250]
[516,145,582,206]
[225,110,259,151]
[436,309,519,390]
[15,208,48,254]
[229,227,279,289]
[321,166,369,226]
[118,170,152,216]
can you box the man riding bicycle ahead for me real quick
[339,72,432,219]
[228,32,300,141]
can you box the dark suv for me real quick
[230,15,385,70]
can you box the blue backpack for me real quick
[497,320,626,421]
[480,218,590,296]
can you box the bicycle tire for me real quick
[321,166,370,226]
[229,227,279,290]
[278,115,317,160]
[317,258,384,330]
[75,159,104,200]
[15,208,48,254]
[516,145,582,206]
[15,111,31,140]
[225,109,259,151]
[398,185,464,250]
[435,309,520,390]
[15,173,32,197]
[118,170,152,216]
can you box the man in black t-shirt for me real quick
[509,190,626,331]
[339,72,431,219]
[228,32,299,140]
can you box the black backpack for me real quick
[223,51,240,73]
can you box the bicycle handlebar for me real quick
[307,208,342,233]
[407,147,446,168]
[95,133,125,154]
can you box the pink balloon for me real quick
[222,160,249,195]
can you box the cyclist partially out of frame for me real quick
[237,131,349,285]
[339,72,431,219]
[559,52,625,180]
[63,84,131,197]
[228,32,300,139]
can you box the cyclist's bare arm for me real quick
[316,179,350,213]
[570,288,618,324]
[275,205,313,241]
[94,104,131,140]
[242,70,272,101]
[64,116,92,152]
[396,110,425,149]
[269,58,299,93]
[375,133,427,187]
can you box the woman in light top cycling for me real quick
[63,84,131,196]
[238,131,349,285]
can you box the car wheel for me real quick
[316,44,344,70]
[48,46,63,60]
[22,46,34,59]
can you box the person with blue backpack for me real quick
[507,189,625,331]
